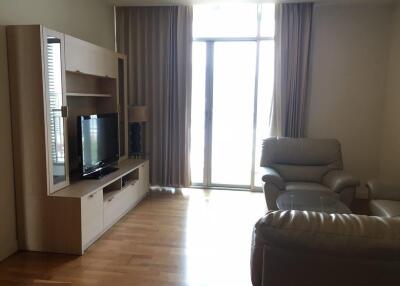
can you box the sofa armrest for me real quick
[367,180,400,201]
[260,167,285,190]
[322,170,359,193]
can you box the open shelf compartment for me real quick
[103,179,122,202]
[121,169,139,189]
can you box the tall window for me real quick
[191,3,275,190]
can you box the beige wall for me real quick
[0,0,114,50]
[378,4,400,187]
[306,3,393,182]
[0,0,114,261]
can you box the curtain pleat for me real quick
[270,3,313,138]
[116,6,192,187]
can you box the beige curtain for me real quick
[270,3,313,138]
[116,6,192,187]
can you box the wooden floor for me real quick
[0,189,266,286]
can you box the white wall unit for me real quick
[7,25,148,255]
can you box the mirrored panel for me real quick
[46,36,66,185]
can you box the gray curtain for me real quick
[116,6,192,187]
[270,3,313,138]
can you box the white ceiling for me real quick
[110,0,395,7]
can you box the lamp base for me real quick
[129,122,142,157]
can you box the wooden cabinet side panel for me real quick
[45,197,82,254]
[6,25,49,249]
[140,162,150,198]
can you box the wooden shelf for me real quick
[66,92,111,98]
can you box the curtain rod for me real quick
[111,0,394,7]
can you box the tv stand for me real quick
[17,159,149,255]
[84,166,119,179]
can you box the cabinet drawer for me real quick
[81,189,103,247]
[65,34,117,78]
[103,185,136,229]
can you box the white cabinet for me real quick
[81,189,103,248]
[65,35,117,78]
[104,184,136,229]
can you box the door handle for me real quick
[61,106,68,118]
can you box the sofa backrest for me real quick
[260,137,343,182]
[251,211,400,286]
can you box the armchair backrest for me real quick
[260,137,343,183]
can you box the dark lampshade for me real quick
[128,106,148,123]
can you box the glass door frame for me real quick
[192,34,273,191]
[42,27,70,194]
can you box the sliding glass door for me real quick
[191,3,275,190]
[211,42,256,186]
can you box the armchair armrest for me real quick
[260,167,285,190]
[322,170,360,193]
[367,180,400,201]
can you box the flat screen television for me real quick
[78,113,119,179]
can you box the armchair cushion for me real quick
[322,170,360,193]
[261,167,285,190]
[286,182,331,193]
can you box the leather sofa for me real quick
[260,137,359,210]
[251,210,400,286]
[367,180,400,217]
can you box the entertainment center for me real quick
[6,25,149,255]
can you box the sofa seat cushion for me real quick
[286,182,332,193]
[370,200,400,218]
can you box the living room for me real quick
[0,0,399,285]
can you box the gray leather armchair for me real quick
[367,180,400,217]
[261,137,359,210]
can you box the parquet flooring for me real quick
[0,189,266,286]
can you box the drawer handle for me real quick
[88,191,97,199]
[108,196,114,202]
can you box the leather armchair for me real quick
[367,180,400,217]
[260,137,360,210]
[251,210,400,286]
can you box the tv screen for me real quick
[78,113,119,177]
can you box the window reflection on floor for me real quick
[184,189,266,285]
